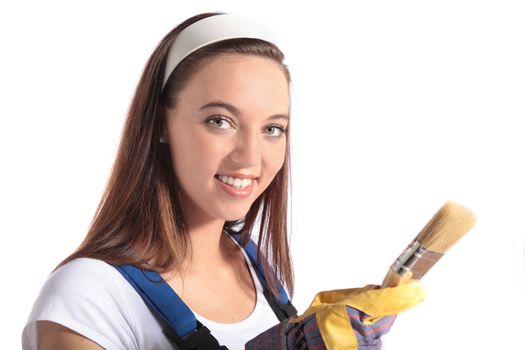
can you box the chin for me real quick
[223,212,249,222]
[220,206,253,222]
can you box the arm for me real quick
[37,321,104,350]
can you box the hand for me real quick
[245,281,426,350]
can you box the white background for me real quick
[1,1,524,349]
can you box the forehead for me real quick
[176,54,290,112]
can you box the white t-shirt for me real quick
[22,246,280,349]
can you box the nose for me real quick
[227,130,260,167]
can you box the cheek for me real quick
[272,146,287,172]
[169,128,225,179]
[262,143,287,184]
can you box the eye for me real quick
[265,125,287,139]
[206,116,233,130]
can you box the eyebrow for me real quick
[200,101,290,121]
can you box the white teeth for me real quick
[217,175,253,189]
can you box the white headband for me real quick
[162,14,277,88]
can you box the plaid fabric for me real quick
[244,320,285,349]
[347,307,396,349]
[244,306,396,350]
[245,313,325,350]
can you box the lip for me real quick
[215,175,257,199]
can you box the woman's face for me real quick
[165,54,290,226]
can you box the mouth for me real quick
[214,174,258,199]
[215,174,256,189]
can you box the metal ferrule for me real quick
[391,240,444,280]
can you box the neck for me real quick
[178,193,240,271]
[182,215,239,272]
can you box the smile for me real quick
[214,174,257,199]
[216,175,253,189]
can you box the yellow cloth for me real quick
[289,281,426,350]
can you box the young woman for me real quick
[23,12,295,350]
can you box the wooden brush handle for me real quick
[382,268,417,288]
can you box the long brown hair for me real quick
[60,12,294,297]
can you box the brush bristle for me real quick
[415,201,476,254]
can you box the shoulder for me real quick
[30,258,130,315]
[45,258,120,285]
[23,258,152,350]
[43,258,124,293]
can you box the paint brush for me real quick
[382,201,477,287]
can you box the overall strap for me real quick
[114,265,227,350]
[113,234,296,348]
[229,233,298,321]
